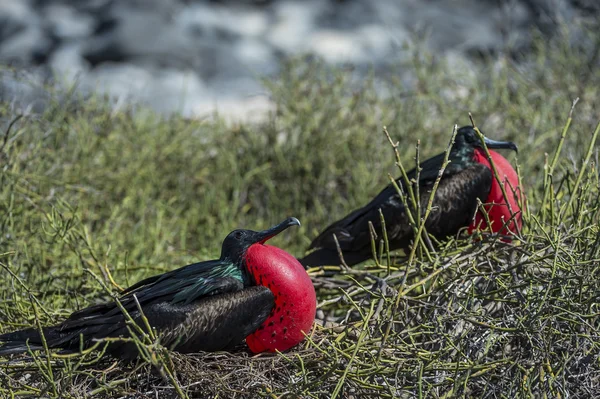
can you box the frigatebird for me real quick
[0,217,316,359]
[300,126,523,267]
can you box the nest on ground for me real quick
[2,232,599,399]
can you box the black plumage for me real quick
[299,127,517,267]
[0,218,300,359]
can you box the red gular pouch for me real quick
[468,148,524,239]
[244,244,316,353]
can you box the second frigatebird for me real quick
[300,126,523,267]
[0,217,316,359]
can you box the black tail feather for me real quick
[0,324,92,356]
[0,328,46,356]
[0,341,45,356]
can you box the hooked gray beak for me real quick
[483,136,518,153]
[255,217,301,244]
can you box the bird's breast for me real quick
[470,148,523,234]
[244,244,316,353]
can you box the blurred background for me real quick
[1,0,598,121]
[1,3,600,397]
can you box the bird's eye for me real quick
[234,231,243,239]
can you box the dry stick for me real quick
[536,232,561,316]
[331,301,376,399]
[383,126,418,210]
[376,126,458,362]
[133,295,188,399]
[378,209,391,275]
[132,294,157,342]
[51,340,105,360]
[333,234,350,270]
[88,379,130,396]
[476,198,493,235]
[79,227,121,290]
[378,239,385,265]
[542,98,579,221]
[562,120,600,220]
[388,176,417,230]
[368,221,380,268]
[317,285,371,308]
[544,153,559,230]
[514,161,529,227]
[383,127,434,263]
[397,258,457,298]
[412,140,438,258]
[383,127,424,261]
[1,261,52,318]
[417,361,425,399]
[414,140,422,260]
[405,125,458,270]
[84,269,148,340]
[86,270,189,399]
[422,226,437,254]
[102,245,124,291]
[30,297,58,398]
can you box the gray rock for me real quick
[0,68,52,114]
[0,1,55,64]
[0,0,595,120]
[45,4,94,40]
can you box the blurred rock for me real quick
[0,1,55,64]
[0,68,53,114]
[0,0,596,120]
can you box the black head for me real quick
[220,217,301,262]
[454,126,518,153]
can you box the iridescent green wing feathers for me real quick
[122,260,244,305]
[0,260,254,358]
[66,260,246,323]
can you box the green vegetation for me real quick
[1,28,599,397]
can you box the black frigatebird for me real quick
[300,126,523,267]
[0,217,316,359]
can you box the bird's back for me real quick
[0,260,262,359]
[301,159,492,267]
